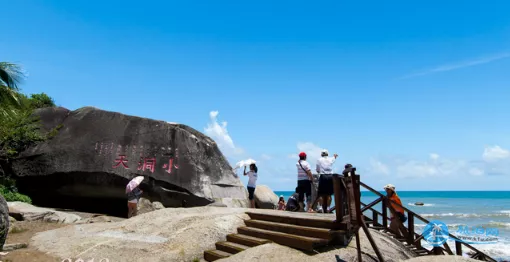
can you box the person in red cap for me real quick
[296,152,313,212]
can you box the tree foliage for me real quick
[0,61,57,203]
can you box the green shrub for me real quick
[0,177,31,203]
[0,185,32,204]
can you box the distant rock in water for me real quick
[415,202,424,206]
[10,107,248,216]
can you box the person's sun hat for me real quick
[383,184,396,191]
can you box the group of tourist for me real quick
[272,149,339,213]
[124,149,407,240]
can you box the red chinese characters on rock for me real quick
[113,155,129,169]
[138,157,156,173]
[162,158,179,174]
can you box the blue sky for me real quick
[2,0,510,191]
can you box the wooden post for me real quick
[352,175,385,262]
[407,213,415,246]
[433,246,443,255]
[382,198,388,229]
[355,230,362,262]
[332,174,343,223]
[372,212,379,226]
[455,241,462,256]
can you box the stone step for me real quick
[203,249,231,261]
[215,241,250,254]
[245,211,346,230]
[226,233,272,247]
[237,226,329,251]
[245,219,346,241]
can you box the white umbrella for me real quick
[233,159,256,171]
[126,176,144,193]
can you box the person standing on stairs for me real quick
[296,152,314,212]
[384,184,407,238]
[316,149,338,213]
[244,163,258,208]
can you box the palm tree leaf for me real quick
[0,62,25,90]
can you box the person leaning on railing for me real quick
[384,184,407,238]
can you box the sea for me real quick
[274,190,510,261]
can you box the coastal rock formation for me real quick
[8,202,81,224]
[253,185,278,209]
[10,107,249,216]
[30,207,424,262]
[31,206,249,262]
[0,194,8,250]
[415,202,424,206]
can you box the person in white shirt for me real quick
[296,152,313,212]
[316,149,338,213]
[244,163,258,208]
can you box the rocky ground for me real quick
[0,202,483,262]
[2,220,65,262]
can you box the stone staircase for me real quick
[203,211,350,261]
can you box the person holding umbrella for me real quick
[126,176,144,218]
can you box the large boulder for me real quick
[0,194,8,250]
[8,201,81,223]
[10,107,249,215]
[136,197,165,215]
[253,185,278,209]
[31,206,250,261]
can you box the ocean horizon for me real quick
[274,190,510,261]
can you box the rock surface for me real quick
[253,185,278,209]
[137,198,165,215]
[415,202,424,206]
[29,207,430,262]
[2,243,28,252]
[404,256,479,262]
[222,227,417,262]
[31,206,249,262]
[0,194,9,250]
[8,202,81,224]
[9,107,248,215]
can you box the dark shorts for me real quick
[318,174,334,196]
[296,180,312,202]
[247,186,255,200]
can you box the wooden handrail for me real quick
[358,181,497,262]
[360,197,382,213]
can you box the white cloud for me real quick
[369,158,390,175]
[204,111,243,157]
[371,146,510,179]
[399,52,510,79]
[371,154,467,179]
[295,142,323,165]
[482,145,510,162]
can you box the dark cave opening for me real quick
[15,172,212,218]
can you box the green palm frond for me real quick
[0,62,26,112]
[0,62,25,90]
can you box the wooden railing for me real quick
[358,181,497,262]
[328,173,496,262]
